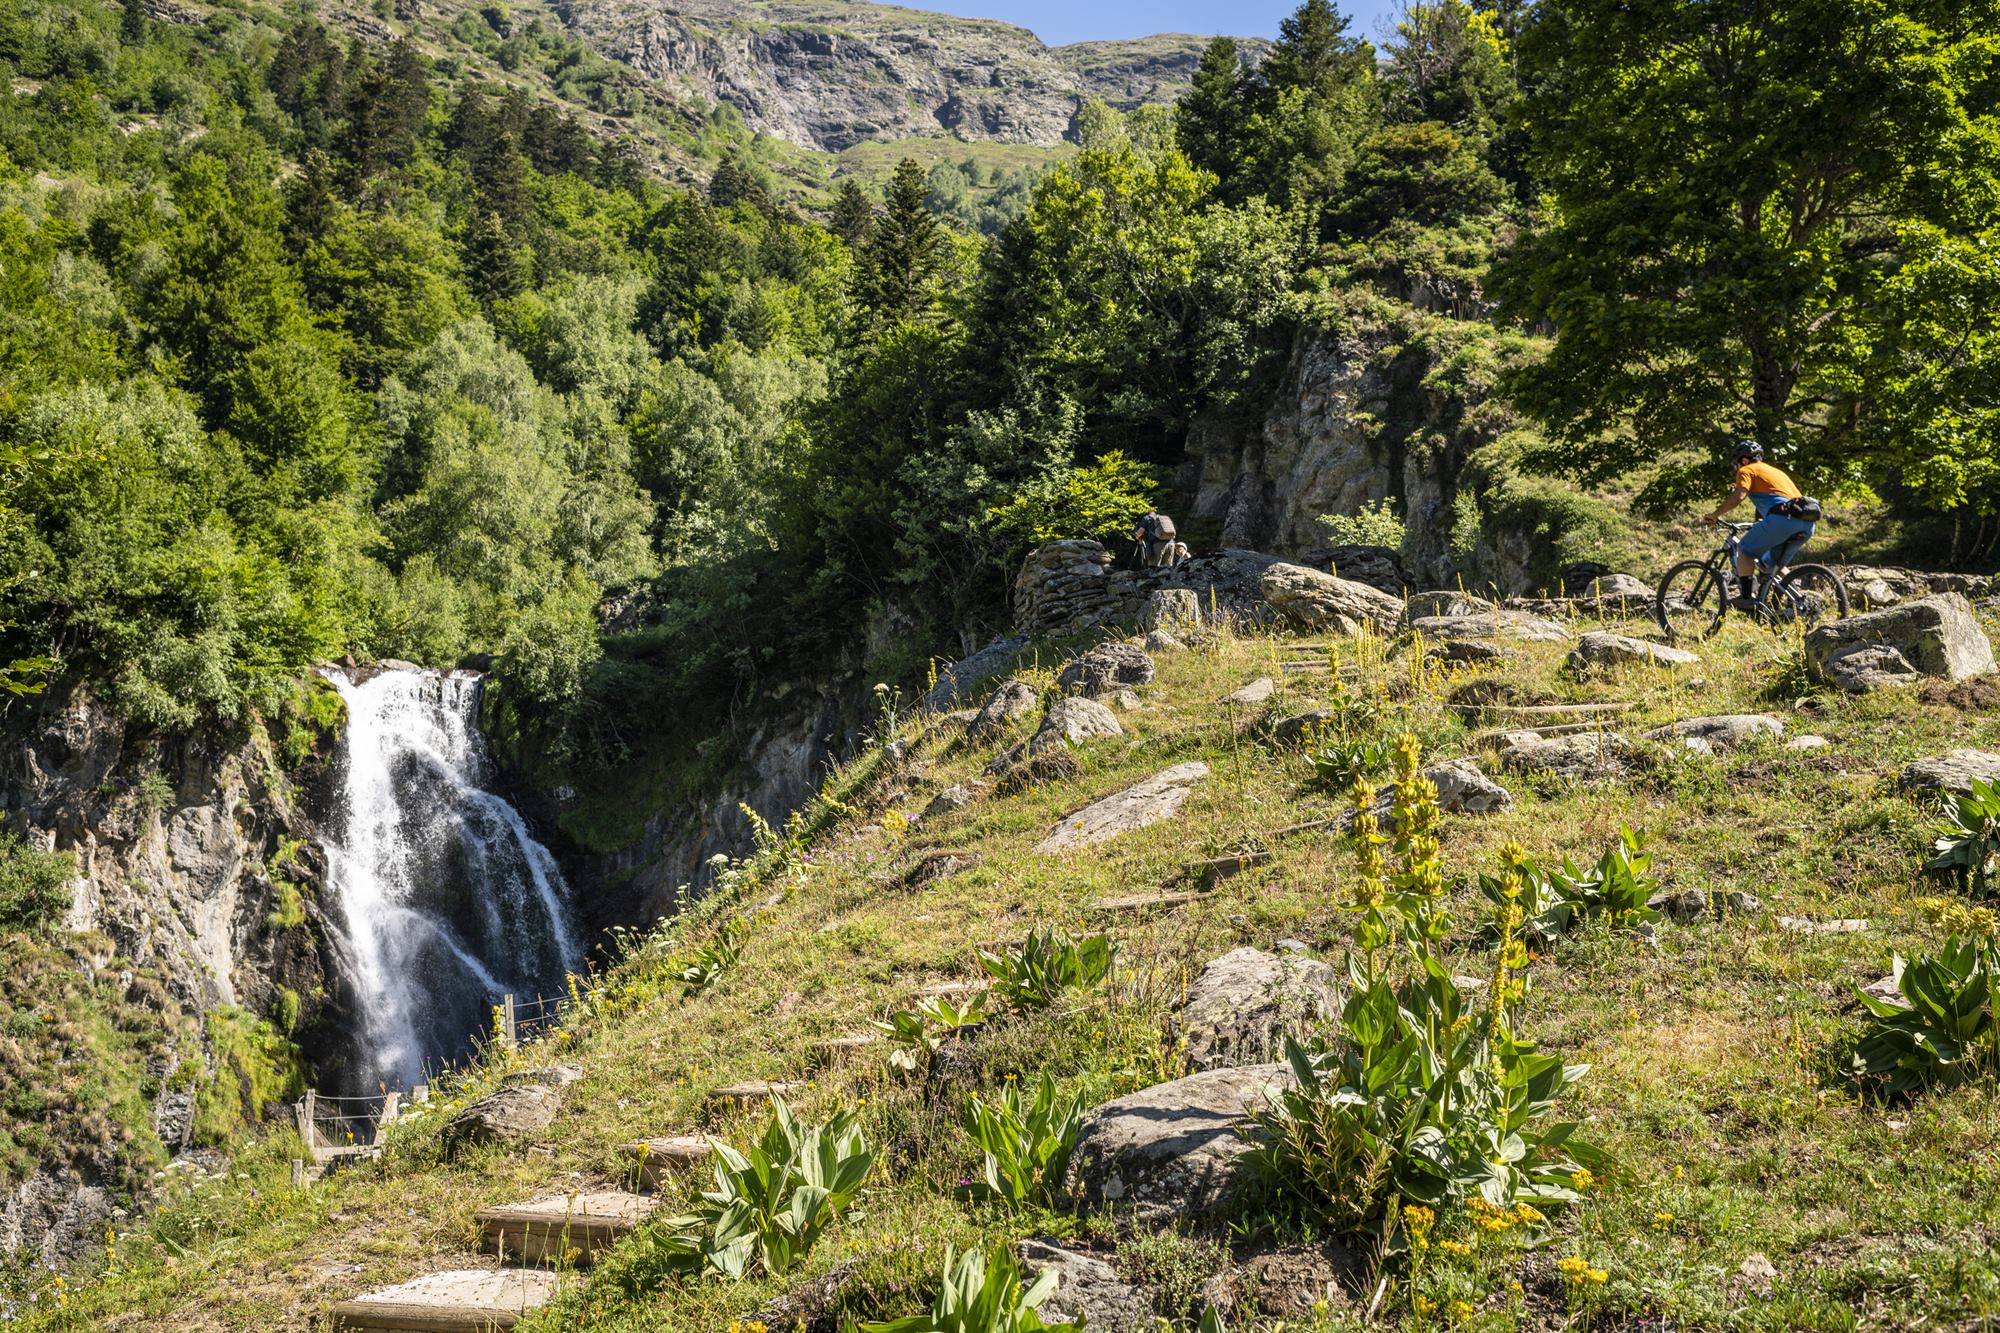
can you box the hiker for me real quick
[1701,440,1821,606]
[1132,511,1180,568]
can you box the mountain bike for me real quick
[1654,521,1850,642]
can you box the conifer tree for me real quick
[1263,0,1370,97]
[856,158,945,322]
[120,0,147,46]
[828,179,875,246]
[1176,36,1248,185]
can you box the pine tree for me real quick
[120,0,147,46]
[463,208,530,302]
[828,179,876,246]
[1176,37,1248,184]
[857,159,945,322]
[1264,0,1370,96]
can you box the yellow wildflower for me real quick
[1449,1300,1476,1323]
[1512,1203,1545,1225]
[1414,1295,1438,1315]
[1509,1279,1525,1296]
[1404,1203,1436,1233]
[1671,1164,1684,1180]
[1587,1269,1607,1285]
[1557,1255,1590,1280]
[1652,1210,1674,1228]
[1440,1239,1472,1258]
[1570,1167,1597,1191]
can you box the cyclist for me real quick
[1701,440,1817,608]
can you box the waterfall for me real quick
[319,667,582,1091]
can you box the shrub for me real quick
[650,1099,872,1279]
[960,1073,1081,1210]
[859,1245,1081,1333]
[976,929,1115,1012]
[1852,934,1999,1100]
[1923,778,2000,896]
[0,835,74,933]
[984,450,1161,549]
[1317,497,1406,549]
[1247,737,1596,1242]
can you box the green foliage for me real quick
[1502,0,2000,514]
[191,1007,307,1147]
[959,1072,1081,1210]
[983,450,1160,550]
[1308,733,1394,788]
[976,929,1115,1013]
[0,835,73,934]
[648,1099,872,1280]
[859,1245,1081,1333]
[1923,779,2000,896]
[873,993,988,1074]
[1317,497,1407,548]
[1852,937,2000,1101]
[1248,738,1594,1239]
[677,920,746,995]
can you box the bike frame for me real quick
[1703,525,1811,617]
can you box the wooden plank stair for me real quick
[476,1191,652,1267]
[330,1269,565,1331]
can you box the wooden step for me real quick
[477,1191,651,1267]
[1087,890,1206,914]
[1455,701,1631,720]
[625,1135,712,1191]
[706,1080,798,1109]
[911,978,988,1002]
[331,1269,564,1331]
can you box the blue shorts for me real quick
[1738,513,1815,565]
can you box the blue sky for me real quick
[907,0,1403,47]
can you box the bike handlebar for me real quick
[1713,519,1754,532]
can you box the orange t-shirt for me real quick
[1736,461,1801,499]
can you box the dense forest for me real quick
[3,0,1998,802]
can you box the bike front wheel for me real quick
[1656,559,1727,642]
[1769,563,1850,633]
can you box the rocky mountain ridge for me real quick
[545,0,1260,149]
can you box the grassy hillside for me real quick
[19,596,2000,1329]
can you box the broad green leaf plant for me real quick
[960,1072,1082,1210]
[859,1245,1081,1333]
[977,929,1115,1012]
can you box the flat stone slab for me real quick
[331,1269,565,1331]
[706,1081,797,1107]
[1498,731,1634,779]
[1037,762,1210,853]
[1897,750,2000,795]
[1410,610,1573,643]
[1087,890,1207,914]
[1777,916,1872,935]
[1646,715,1785,750]
[626,1135,712,1191]
[477,1191,652,1266]
[1228,677,1277,706]
[1260,563,1404,635]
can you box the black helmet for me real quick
[1733,439,1763,463]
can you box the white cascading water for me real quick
[320,667,582,1091]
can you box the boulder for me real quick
[442,1068,578,1155]
[1498,731,1634,779]
[1142,588,1203,634]
[1037,762,1209,853]
[1406,758,1513,815]
[1306,544,1409,596]
[925,636,1028,710]
[922,784,980,819]
[1067,1063,1295,1220]
[1438,638,1504,664]
[1228,677,1278,707]
[1410,610,1572,644]
[1258,564,1404,636]
[1172,947,1342,1071]
[966,681,1039,744]
[1570,632,1700,670]
[1143,630,1183,652]
[1018,1242,1153,1333]
[1646,715,1785,750]
[1058,644,1156,698]
[1897,750,2000,795]
[1565,569,1654,604]
[1787,735,1830,752]
[1805,594,1996,693]
[1031,698,1124,753]
[1405,591,1494,620]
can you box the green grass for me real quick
[18,601,2000,1330]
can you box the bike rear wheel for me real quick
[1769,563,1850,633]
[1656,559,1727,642]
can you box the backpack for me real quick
[1777,496,1823,522]
[1142,512,1177,541]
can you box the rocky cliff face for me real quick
[0,687,341,1263]
[549,0,1246,149]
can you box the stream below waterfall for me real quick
[319,667,582,1093]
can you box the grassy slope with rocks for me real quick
[19,595,2000,1330]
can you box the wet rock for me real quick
[1897,750,2000,795]
[1037,762,1209,853]
[1258,563,1404,636]
[1067,1063,1295,1221]
[1172,947,1341,1071]
[1805,594,1996,692]
[1058,644,1156,698]
[1570,632,1700,670]
[966,681,1038,744]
